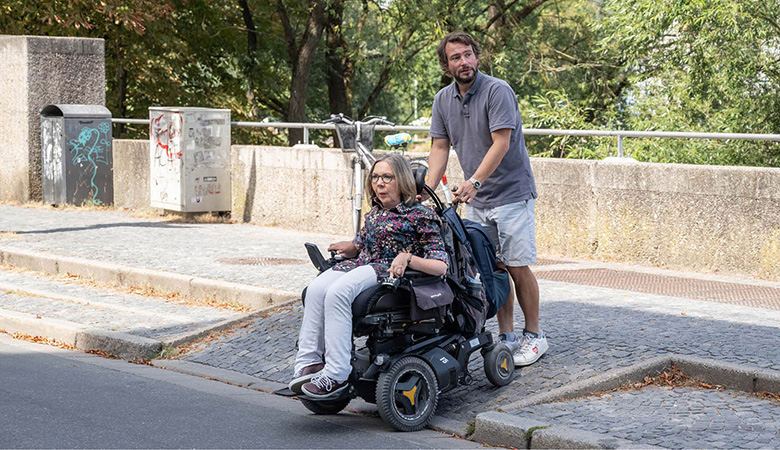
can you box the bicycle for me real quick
[324,113,452,234]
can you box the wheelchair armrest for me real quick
[403,270,438,280]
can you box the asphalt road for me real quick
[0,335,482,449]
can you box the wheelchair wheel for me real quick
[484,343,515,387]
[376,356,438,432]
[299,397,351,415]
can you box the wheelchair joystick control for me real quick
[381,277,401,290]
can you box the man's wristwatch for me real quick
[469,177,482,189]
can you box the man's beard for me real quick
[453,65,477,85]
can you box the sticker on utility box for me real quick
[203,176,217,182]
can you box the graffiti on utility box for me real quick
[149,107,231,212]
[40,105,113,206]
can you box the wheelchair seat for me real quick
[351,284,409,318]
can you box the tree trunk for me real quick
[239,0,260,118]
[278,0,327,145]
[326,0,351,117]
[325,0,351,146]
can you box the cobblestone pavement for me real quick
[3,204,780,447]
[0,205,345,293]
[183,279,780,431]
[512,386,780,449]
[0,266,244,340]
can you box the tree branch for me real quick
[275,0,297,67]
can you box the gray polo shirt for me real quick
[430,71,537,208]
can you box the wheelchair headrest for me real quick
[412,167,427,196]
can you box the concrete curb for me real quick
[0,308,161,359]
[152,359,287,393]
[474,355,780,449]
[150,359,380,416]
[671,355,780,395]
[0,246,298,309]
[0,294,299,360]
[472,411,659,449]
[501,355,672,411]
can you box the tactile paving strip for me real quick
[536,268,780,310]
[215,257,307,266]
[534,258,574,266]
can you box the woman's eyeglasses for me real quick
[370,174,395,184]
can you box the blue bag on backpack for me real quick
[462,219,510,318]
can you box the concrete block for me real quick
[80,38,104,55]
[753,368,780,395]
[672,355,756,392]
[0,247,60,275]
[530,425,653,449]
[75,328,162,359]
[0,308,83,345]
[472,411,547,449]
[427,416,471,438]
[122,267,194,296]
[0,35,105,202]
[54,255,124,284]
[230,284,298,309]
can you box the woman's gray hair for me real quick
[366,153,417,207]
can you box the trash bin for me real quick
[149,107,231,212]
[40,104,113,206]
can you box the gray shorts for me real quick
[464,199,537,267]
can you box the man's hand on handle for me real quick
[452,180,478,204]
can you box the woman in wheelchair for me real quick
[290,153,448,399]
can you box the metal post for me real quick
[303,126,309,145]
[617,135,624,158]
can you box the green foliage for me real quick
[3,0,779,166]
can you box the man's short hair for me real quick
[436,31,481,72]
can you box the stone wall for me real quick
[113,139,150,210]
[0,35,105,203]
[112,140,780,280]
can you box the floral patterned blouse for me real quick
[333,202,448,279]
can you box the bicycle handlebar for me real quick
[323,113,394,127]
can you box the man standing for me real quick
[426,31,548,366]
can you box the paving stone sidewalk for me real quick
[0,265,245,342]
[182,280,780,449]
[2,204,780,447]
[0,205,345,293]
[511,386,780,449]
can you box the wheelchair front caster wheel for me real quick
[484,343,515,387]
[300,397,351,415]
[377,356,438,432]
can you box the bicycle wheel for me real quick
[409,158,452,208]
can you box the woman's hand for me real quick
[389,252,413,278]
[328,241,358,258]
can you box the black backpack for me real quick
[441,206,510,335]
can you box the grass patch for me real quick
[526,425,549,441]
[2,289,44,298]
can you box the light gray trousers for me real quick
[294,266,379,382]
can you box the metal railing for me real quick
[112,118,780,157]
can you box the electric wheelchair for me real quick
[298,169,514,432]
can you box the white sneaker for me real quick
[498,333,520,353]
[513,332,548,367]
